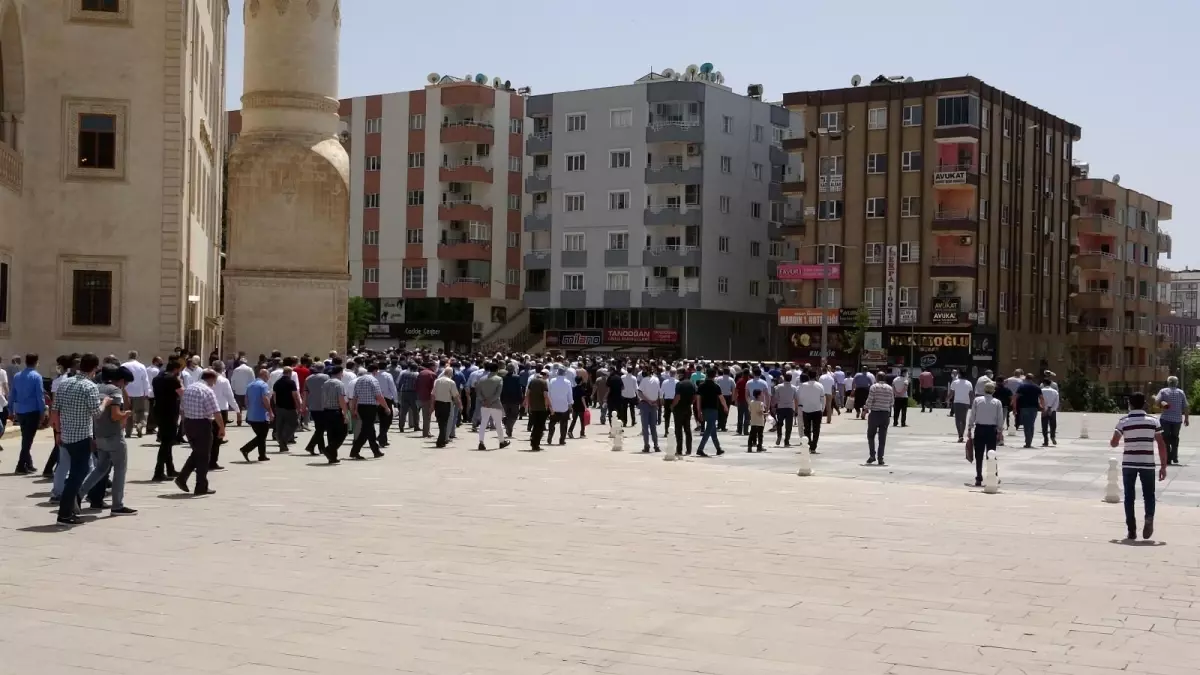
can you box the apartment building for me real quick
[1070,169,1173,390]
[522,65,800,357]
[777,75,1080,378]
[1164,269,1200,347]
[229,75,526,351]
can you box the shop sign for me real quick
[931,297,961,325]
[884,245,898,326]
[546,330,603,348]
[899,308,918,325]
[604,328,678,344]
[778,308,838,326]
[888,333,971,349]
[367,324,392,337]
[379,298,406,324]
[837,307,883,327]
[788,330,847,359]
[403,326,443,338]
[777,263,841,281]
[863,331,887,364]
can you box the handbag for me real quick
[582,408,591,425]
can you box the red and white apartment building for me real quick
[229,75,527,348]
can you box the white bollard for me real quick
[663,449,676,461]
[983,450,999,494]
[610,424,624,452]
[797,448,813,476]
[1079,413,1090,440]
[1006,422,1015,437]
[1104,458,1121,503]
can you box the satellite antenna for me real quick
[850,74,861,87]
[1113,174,1121,184]
[426,72,440,84]
[712,71,723,84]
[904,76,914,83]
[700,62,714,74]
[685,64,700,77]
[474,73,488,84]
[492,76,502,88]
[661,68,676,79]
[503,80,512,90]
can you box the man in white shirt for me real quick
[546,367,574,445]
[659,369,678,436]
[892,371,910,428]
[181,357,203,387]
[637,367,662,453]
[819,367,838,423]
[974,370,993,396]
[210,361,240,471]
[620,368,638,426]
[120,350,152,438]
[797,371,828,453]
[949,371,975,443]
[1040,377,1060,447]
[229,359,255,425]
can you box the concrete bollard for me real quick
[1080,413,1090,439]
[797,448,813,476]
[663,446,676,461]
[983,450,999,494]
[1006,423,1015,437]
[1104,458,1121,503]
[610,424,624,452]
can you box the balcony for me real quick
[768,221,782,240]
[439,84,496,108]
[781,130,807,151]
[1076,214,1123,237]
[437,236,492,261]
[438,279,491,299]
[525,167,550,192]
[0,142,21,195]
[562,250,587,268]
[560,290,587,308]
[644,204,702,227]
[524,250,551,270]
[646,119,703,144]
[817,175,843,193]
[604,249,629,267]
[440,122,495,145]
[931,209,979,233]
[524,206,551,232]
[604,290,632,308]
[933,125,981,142]
[645,161,703,185]
[644,244,701,267]
[1075,289,1116,310]
[780,216,807,237]
[930,256,977,278]
[1076,250,1119,272]
[439,159,493,184]
[1072,327,1120,347]
[781,178,806,195]
[525,131,552,155]
[523,290,551,308]
[439,200,493,223]
[642,279,702,309]
[932,164,979,187]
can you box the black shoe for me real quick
[152,473,168,482]
[15,466,33,475]
[56,516,82,526]
[195,489,216,496]
[641,448,650,454]
[653,447,660,453]
[696,451,710,458]
[210,465,225,471]
[166,469,179,478]
[877,460,887,467]
[111,506,137,515]
[499,440,511,449]
[258,455,270,462]
[240,448,251,462]
[1126,528,1137,541]
[478,443,487,451]
[86,502,108,511]
[174,477,189,493]
[1022,444,1032,449]
[372,451,385,458]
[867,457,876,465]
[716,449,724,455]
[558,441,566,446]
[974,478,983,487]
[1144,518,1154,540]
[350,454,366,461]
[327,458,341,465]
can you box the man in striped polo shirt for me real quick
[1111,392,1169,540]
[1154,376,1188,465]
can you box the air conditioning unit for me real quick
[686,144,701,157]
[937,281,958,295]
[958,236,973,246]
[448,182,463,193]
[533,193,548,204]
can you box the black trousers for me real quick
[155,415,178,477]
[434,400,452,446]
[972,424,998,483]
[305,409,327,453]
[719,395,733,430]
[893,397,908,426]
[747,425,764,451]
[210,411,228,468]
[178,418,213,494]
[547,412,569,444]
[1042,411,1058,444]
[1162,420,1182,463]
[379,399,394,446]
[240,421,270,459]
[803,411,822,450]
[775,408,795,445]
[502,402,520,437]
[349,404,381,456]
[324,411,347,460]
[673,408,693,454]
[607,398,625,426]
[528,409,549,449]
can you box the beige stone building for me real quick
[0,0,227,364]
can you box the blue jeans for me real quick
[1019,407,1039,446]
[736,402,749,434]
[639,401,658,448]
[1123,467,1156,531]
[697,408,722,453]
[58,439,93,520]
[449,402,460,439]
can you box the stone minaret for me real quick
[223,0,349,356]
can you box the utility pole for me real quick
[803,125,855,368]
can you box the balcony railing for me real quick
[646,244,700,255]
[933,209,975,220]
[646,278,701,294]
[0,142,21,195]
[931,256,974,267]
[647,160,703,171]
[442,157,492,170]
[439,235,491,247]
[817,174,843,192]
[531,166,550,178]
[648,117,701,130]
[442,120,494,130]
[935,163,976,173]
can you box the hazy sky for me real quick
[226,0,1196,267]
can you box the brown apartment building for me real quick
[775,75,1080,381]
[1070,169,1173,392]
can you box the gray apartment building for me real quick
[521,66,802,357]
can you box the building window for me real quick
[71,269,113,327]
[749,281,760,297]
[364,230,379,246]
[1043,255,1050,277]
[364,193,380,209]
[819,155,845,175]
[363,267,379,284]
[71,0,130,24]
[565,153,586,172]
[719,196,731,213]
[608,190,631,210]
[817,287,841,308]
[901,196,920,217]
[819,111,841,132]
[752,124,764,142]
[507,232,520,248]
[718,277,729,294]
[898,287,917,309]
[982,108,991,129]
[610,150,631,168]
[901,150,922,172]
[750,202,762,219]
[866,153,887,174]
[406,229,423,244]
[563,233,585,251]
[902,104,923,127]
[999,291,1007,312]
[563,273,584,291]
[608,232,629,250]
[752,163,763,180]
[501,269,517,286]
[1045,132,1053,154]
[407,152,424,168]
[78,114,117,169]
[864,287,884,309]
[403,267,427,290]
[1000,248,1008,269]
[769,241,785,258]
[607,272,630,291]
[866,197,887,219]
[566,113,586,132]
[406,190,423,206]
[722,116,734,134]
[366,155,381,171]
[65,99,132,180]
[865,242,883,264]
[1000,204,1011,225]
[0,256,7,327]
[720,156,732,173]
[868,107,887,130]
[979,198,989,220]
[508,194,521,210]
[719,236,730,253]
[817,200,844,220]
[977,289,986,312]
[82,0,121,11]
[610,108,633,128]
[899,241,920,263]
[509,156,521,172]
[564,193,585,212]
[750,241,761,257]
[365,118,383,134]
[978,242,988,265]
[1002,114,1012,138]
[410,114,425,130]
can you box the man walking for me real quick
[851,370,873,419]
[175,370,224,496]
[949,370,974,443]
[1111,392,1169,540]
[892,371,909,428]
[772,373,800,447]
[347,362,388,460]
[272,365,302,453]
[375,362,397,447]
[637,366,661,453]
[695,368,727,458]
[546,367,573,446]
[714,368,735,432]
[415,363,436,438]
[433,367,461,448]
[320,365,348,463]
[1013,374,1045,449]
[229,358,254,426]
[121,350,151,438]
[1154,376,1188,465]
[395,363,419,432]
[500,366,523,439]
[239,370,273,463]
[671,374,697,456]
[620,367,638,426]
[49,353,104,526]
[965,381,1003,487]
[1040,377,1060,447]
[9,353,46,474]
[864,372,894,466]
[80,365,137,515]
[150,360,184,481]
[798,371,827,454]
[918,368,935,412]
[474,363,509,451]
[303,363,329,455]
[525,369,551,451]
[210,361,239,471]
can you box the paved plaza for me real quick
[1,411,1199,675]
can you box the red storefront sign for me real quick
[604,328,679,344]
[777,263,841,281]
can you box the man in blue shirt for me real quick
[10,353,47,474]
[238,370,273,462]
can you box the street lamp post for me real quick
[804,125,855,368]
[792,242,856,368]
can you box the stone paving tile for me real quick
[1,420,1198,674]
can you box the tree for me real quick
[346,296,373,349]
[841,308,871,371]
[1060,368,1117,413]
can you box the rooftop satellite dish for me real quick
[685,64,700,76]
[1113,174,1121,184]
[474,73,488,84]
[700,62,714,74]
[850,74,862,87]
[713,71,723,84]
[904,76,914,83]
[492,76,502,88]
[661,68,676,79]
[427,72,440,84]
[503,79,512,90]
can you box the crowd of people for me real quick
[0,348,1186,538]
